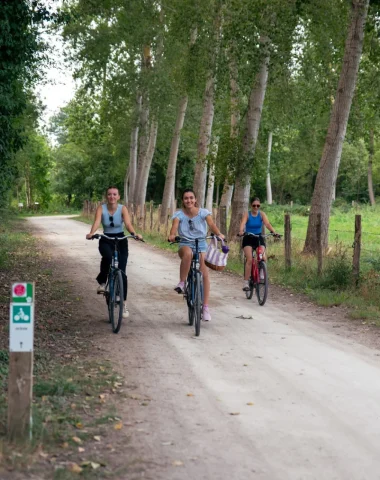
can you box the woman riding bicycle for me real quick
[168,188,225,322]
[86,186,142,318]
[239,197,278,291]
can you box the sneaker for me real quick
[122,304,129,318]
[203,305,211,321]
[97,283,106,294]
[174,281,185,294]
[242,280,250,291]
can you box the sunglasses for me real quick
[189,219,194,231]
[109,215,114,227]
[252,204,260,208]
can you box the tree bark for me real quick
[193,12,221,207]
[134,92,149,206]
[228,41,270,240]
[135,119,158,217]
[368,128,376,206]
[193,74,216,207]
[128,94,142,207]
[303,0,370,253]
[205,141,218,212]
[160,96,188,223]
[219,55,239,215]
[266,131,273,204]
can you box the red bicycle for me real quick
[239,232,279,306]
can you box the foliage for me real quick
[0,0,50,206]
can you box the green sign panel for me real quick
[12,283,34,303]
[12,305,32,324]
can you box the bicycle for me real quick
[170,235,222,336]
[239,232,280,306]
[90,233,142,333]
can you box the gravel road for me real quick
[28,215,380,480]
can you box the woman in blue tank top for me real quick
[238,197,278,291]
[86,186,142,318]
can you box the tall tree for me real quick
[304,0,370,253]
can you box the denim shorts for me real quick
[179,239,207,254]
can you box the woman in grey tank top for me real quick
[86,186,142,318]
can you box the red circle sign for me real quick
[14,284,26,296]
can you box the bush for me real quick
[320,252,352,290]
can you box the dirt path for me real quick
[28,215,380,480]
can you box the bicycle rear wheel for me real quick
[194,272,203,337]
[256,261,268,306]
[110,270,124,333]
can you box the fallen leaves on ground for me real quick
[229,412,240,416]
[172,460,184,466]
[68,462,83,474]
[72,436,82,444]
[114,422,123,430]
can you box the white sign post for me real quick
[8,282,35,441]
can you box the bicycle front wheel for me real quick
[110,270,124,333]
[256,261,268,306]
[244,257,254,300]
[194,272,203,337]
[186,279,194,326]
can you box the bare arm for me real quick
[238,211,248,236]
[261,212,277,234]
[86,205,103,239]
[206,215,225,240]
[122,206,142,239]
[168,217,180,242]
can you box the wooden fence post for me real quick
[284,214,291,269]
[219,206,227,236]
[8,353,33,441]
[353,214,361,283]
[150,201,154,232]
[166,208,170,237]
[316,213,323,276]
[157,205,162,233]
[143,204,147,232]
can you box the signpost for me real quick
[8,282,35,441]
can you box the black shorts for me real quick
[242,234,266,250]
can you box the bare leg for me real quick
[199,253,210,304]
[179,246,192,282]
[243,246,253,280]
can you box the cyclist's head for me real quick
[250,197,261,209]
[182,188,198,207]
[106,186,120,202]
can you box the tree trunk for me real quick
[135,119,158,217]
[193,74,215,207]
[303,0,369,253]
[128,94,142,207]
[368,128,376,206]
[124,166,129,205]
[219,55,239,217]
[266,131,273,204]
[228,41,270,240]
[205,142,217,212]
[193,12,221,207]
[134,94,149,206]
[160,95,188,223]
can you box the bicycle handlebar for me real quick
[169,234,225,245]
[89,233,145,242]
[237,232,282,238]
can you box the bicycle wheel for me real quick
[256,261,268,306]
[194,272,203,337]
[244,257,254,299]
[110,270,124,333]
[186,277,194,326]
